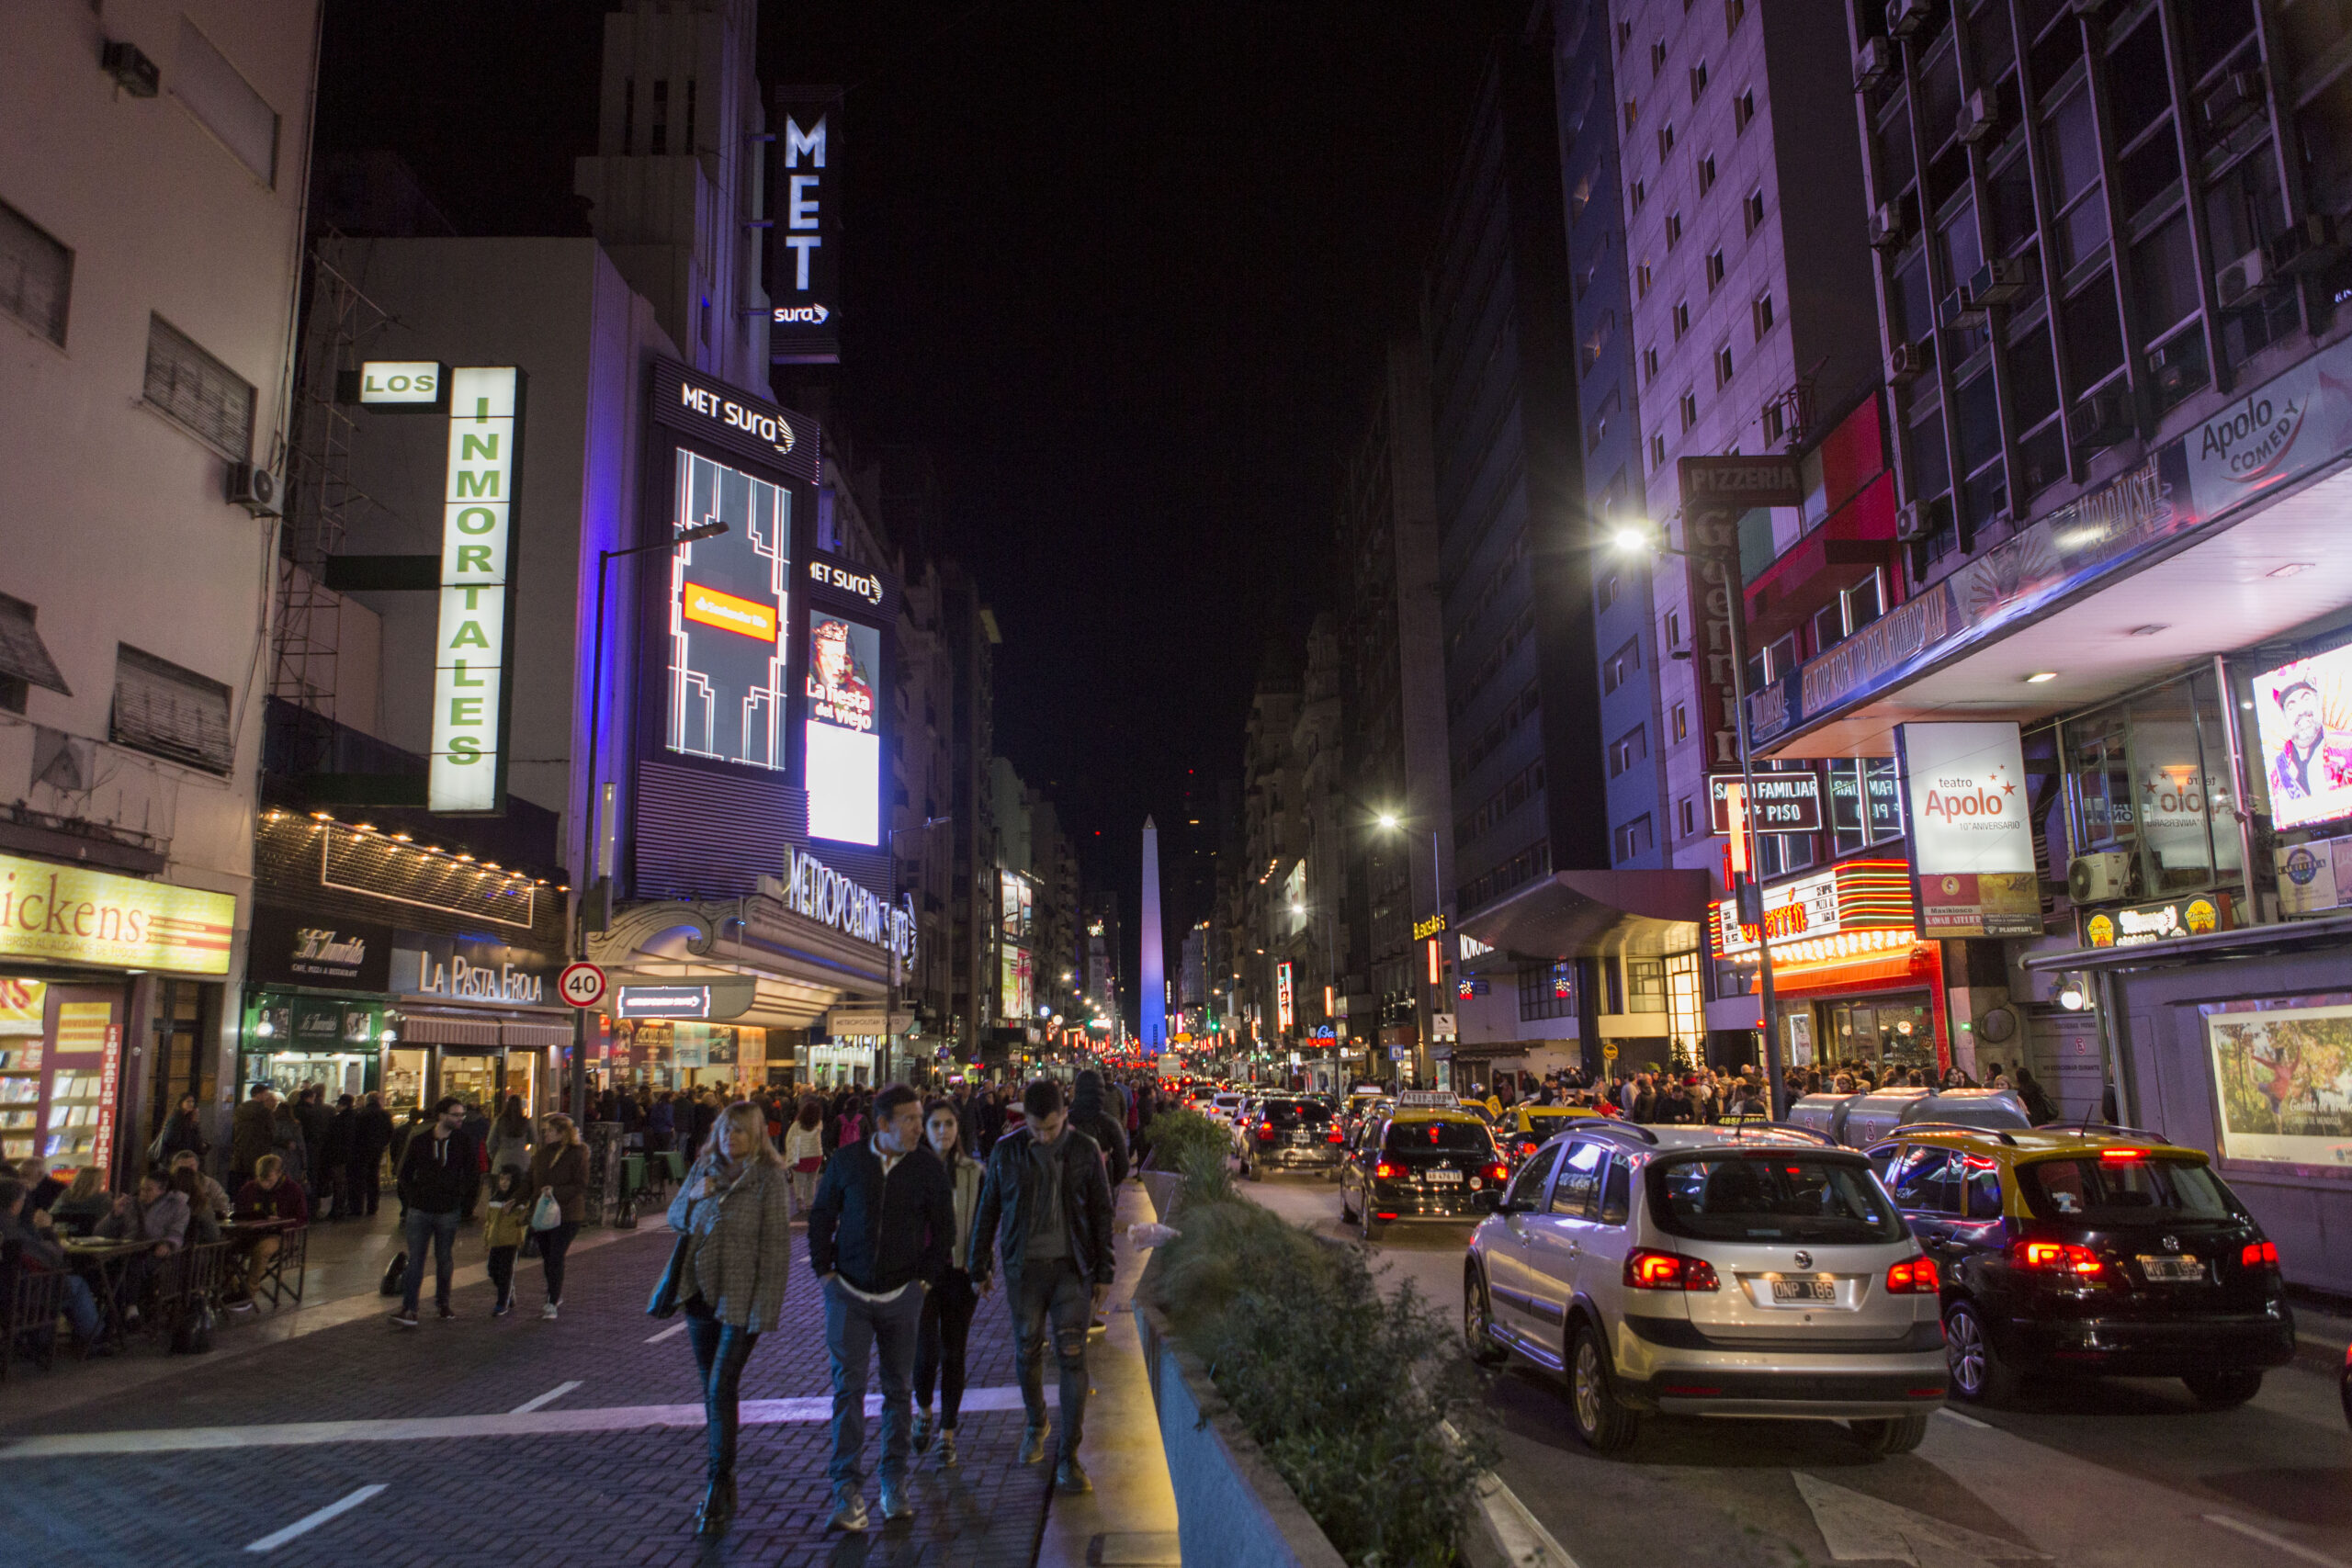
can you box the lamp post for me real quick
[572,519,729,1125]
[1608,513,1787,1118]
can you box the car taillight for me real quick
[1373,1160,1398,1179]
[1518,1140,1538,1156]
[1623,1248,1721,1292]
[1326,1129,1345,1144]
[1258,1124,1274,1140]
[2241,1239,2279,1271]
[2099,1148,2148,1162]
[1884,1256,1939,1294]
[2013,1239,2105,1278]
[1484,1163,1510,1184]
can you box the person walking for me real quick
[668,1100,795,1535]
[319,1095,356,1220]
[481,1167,529,1318]
[526,1112,588,1318]
[156,1093,209,1166]
[968,1077,1116,1495]
[351,1091,393,1217]
[293,1088,331,1211]
[912,1098,984,1469]
[487,1095,533,1174]
[808,1082,954,1533]
[228,1086,277,1190]
[390,1097,475,1328]
[784,1096,825,1214]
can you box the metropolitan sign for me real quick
[429,367,524,813]
[1895,722,2041,938]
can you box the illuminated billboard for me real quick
[665,449,792,771]
[804,612,881,844]
[430,367,521,813]
[2251,644,2352,832]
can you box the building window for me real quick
[1600,572,1621,610]
[1650,431,1668,469]
[1666,210,1684,249]
[1636,260,1654,298]
[1612,815,1655,863]
[650,79,670,153]
[1630,176,1647,212]
[1744,187,1766,235]
[1652,40,1668,77]
[1619,19,1633,52]
[1665,609,1683,650]
[1761,400,1785,445]
[1678,795,1696,836]
[1643,344,1658,382]
[0,592,68,715]
[1609,724,1647,777]
[0,200,72,348]
[1671,701,1689,742]
[1734,86,1755,131]
[1679,389,1698,429]
[143,315,254,460]
[1828,756,1905,854]
[1714,344,1734,388]
[1705,247,1725,289]
[1697,152,1717,195]
[1658,122,1677,159]
[1520,961,1577,1021]
[1672,299,1690,338]
[1690,61,1710,102]
[173,17,280,186]
[623,77,636,147]
[1623,96,1639,130]
[1627,957,1668,1013]
[1752,291,1775,339]
[1724,0,1746,32]
[112,646,234,774]
[1603,635,1642,694]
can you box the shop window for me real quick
[2064,671,2240,897]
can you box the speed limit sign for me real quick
[559,962,607,1010]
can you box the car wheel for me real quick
[1849,1413,1930,1455]
[2183,1370,2263,1408]
[1943,1300,2017,1407]
[1464,1269,1508,1367]
[1361,1205,1385,1244]
[1566,1321,1640,1454]
[1338,1183,1355,1223]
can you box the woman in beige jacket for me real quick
[668,1100,794,1536]
[911,1097,985,1468]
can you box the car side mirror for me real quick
[1472,1188,1504,1213]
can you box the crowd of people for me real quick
[1449,1055,2058,1125]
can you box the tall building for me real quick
[1233,647,1303,1061]
[1,1,322,1176]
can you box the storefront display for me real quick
[0,978,125,1173]
[243,989,389,1100]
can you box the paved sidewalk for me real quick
[0,1206,1054,1567]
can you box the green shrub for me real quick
[1140,1106,1234,1204]
[1150,1189,1492,1568]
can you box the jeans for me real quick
[821,1274,924,1490]
[685,1298,760,1479]
[537,1221,577,1303]
[1013,1258,1092,1456]
[399,1208,460,1312]
[486,1246,517,1310]
[60,1275,101,1342]
[915,1267,978,1427]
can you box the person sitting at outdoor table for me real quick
[17,1157,64,1216]
[170,1168,222,1246]
[51,1168,111,1236]
[225,1154,307,1310]
[167,1150,231,1225]
[94,1170,188,1322]
[0,1177,113,1359]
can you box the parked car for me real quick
[1790,1087,2030,1148]
[1205,1092,1246,1125]
[1865,1124,2294,1407]
[1339,1097,1507,1239]
[1236,1098,1348,1179]
[1499,1104,1608,1168]
[1465,1121,1947,1456]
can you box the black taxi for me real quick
[1867,1124,2295,1407]
[1338,1091,1508,1241]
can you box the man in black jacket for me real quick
[390,1097,475,1327]
[808,1081,955,1533]
[969,1077,1116,1495]
[350,1092,393,1216]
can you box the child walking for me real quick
[482,1166,529,1317]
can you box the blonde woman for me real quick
[527,1113,589,1319]
[669,1100,795,1536]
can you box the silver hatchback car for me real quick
[1464,1122,1948,1455]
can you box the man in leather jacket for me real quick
[968,1077,1115,1495]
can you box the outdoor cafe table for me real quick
[59,1235,147,1348]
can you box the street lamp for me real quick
[1609,513,1786,1117]
[573,519,729,1124]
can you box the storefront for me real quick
[387,931,568,1117]
[0,852,237,1182]
[607,1018,773,1095]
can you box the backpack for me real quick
[379,1250,407,1296]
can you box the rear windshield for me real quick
[1647,1154,1905,1245]
[2019,1157,2241,1223]
[1259,1100,1332,1126]
[1385,1120,1495,1153]
[1522,1110,1576,1130]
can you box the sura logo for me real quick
[678,383,797,456]
[811,560,884,604]
[774,303,832,325]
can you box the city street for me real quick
[1243,1173,2352,1568]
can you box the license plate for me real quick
[2138,1255,2205,1282]
[1771,1278,1837,1303]
[1425,1169,1463,1185]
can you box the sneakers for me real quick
[1056,1455,1093,1495]
[935,1430,959,1470]
[541,1302,560,1320]
[826,1489,869,1533]
[878,1479,913,1522]
[390,1310,419,1328]
[436,1302,457,1320]
[1020,1422,1049,1465]
[492,1297,514,1318]
[911,1406,934,1453]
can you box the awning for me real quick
[2018,911,2352,973]
[1455,869,1713,966]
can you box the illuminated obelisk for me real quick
[1139,816,1166,1052]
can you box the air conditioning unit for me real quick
[2068,850,2133,904]
[1886,0,1934,41]
[2216,247,2267,307]
[1854,37,1895,93]
[2066,390,2136,450]
[226,462,281,518]
[2267,213,2344,276]
[2199,69,2266,139]
[1867,200,1906,249]
[1940,287,1988,329]
[1887,339,1931,385]
[1894,497,1944,543]
[2146,337,2199,401]
[100,39,161,97]
[1967,254,2033,308]
[1956,89,1999,145]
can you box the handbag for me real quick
[521,1231,542,1260]
[379,1250,407,1296]
[647,1229,692,1318]
[529,1190,562,1231]
[171,1299,216,1355]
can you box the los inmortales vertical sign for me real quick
[429,367,523,813]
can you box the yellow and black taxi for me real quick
[1338,1091,1509,1240]
[1498,1103,1609,1169]
[1866,1124,2295,1407]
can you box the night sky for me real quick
[319,0,1512,939]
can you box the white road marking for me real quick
[1937,1407,1993,1429]
[242,1483,387,1553]
[2201,1514,2352,1568]
[0,1386,1031,1459]
[508,1380,581,1415]
[1437,1419,1580,1567]
[644,1321,690,1343]
[1794,1471,2047,1564]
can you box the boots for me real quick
[694,1473,735,1535]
